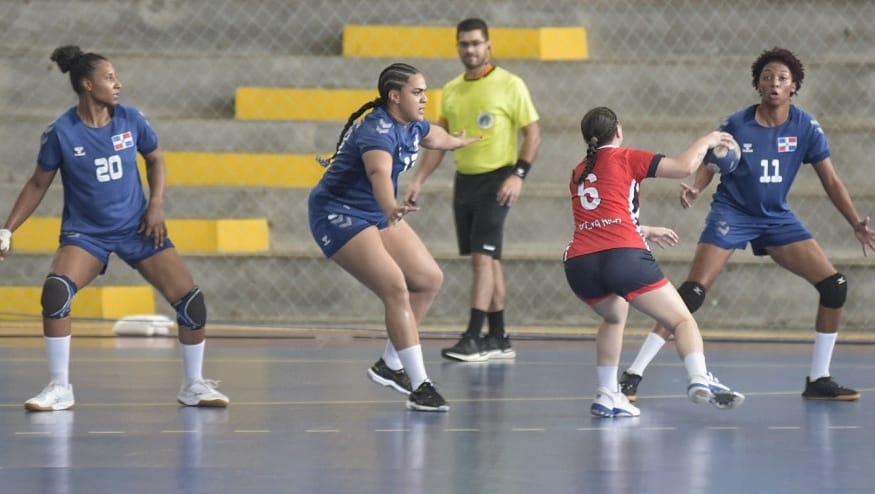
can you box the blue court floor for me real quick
[0,332,872,494]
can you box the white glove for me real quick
[0,228,11,259]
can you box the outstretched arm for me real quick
[656,131,736,179]
[813,157,875,256]
[407,120,481,205]
[0,165,57,260]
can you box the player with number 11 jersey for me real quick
[709,104,829,224]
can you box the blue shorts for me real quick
[60,229,174,273]
[308,188,389,258]
[564,248,669,304]
[699,208,813,256]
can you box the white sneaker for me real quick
[688,373,745,409]
[25,381,75,411]
[590,386,640,418]
[178,379,229,407]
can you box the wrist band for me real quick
[513,159,531,180]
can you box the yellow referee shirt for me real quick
[439,66,539,175]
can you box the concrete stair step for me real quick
[2,253,872,332]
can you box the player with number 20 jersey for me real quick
[38,104,157,237]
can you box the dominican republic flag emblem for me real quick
[112,131,134,151]
[777,136,797,153]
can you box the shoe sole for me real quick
[802,393,861,401]
[590,404,639,418]
[367,368,411,396]
[405,401,450,412]
[688,385,745,409]
[441,351,488,362]
[624,394,638,403]
[483,349,516,360]
[178,398,229,407]
[24,402,74,412]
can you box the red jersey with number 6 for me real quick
[564,146,662,260]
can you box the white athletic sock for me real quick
[627,333,667,376]
[809,332,837,380]
[182,341,205,386]
[683,352,708,380]
[597,366,619,392]
[397,344,427,390]
[45,335,71,386]
[382,340,403,370]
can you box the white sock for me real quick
[397,344,428,390]
[45,335,71,386]
[182,341,205,386]
[382,340,403,370]
[810,332,837,380]
[683,352,708,380]
[627,333,667,376]
[597,366,619,392]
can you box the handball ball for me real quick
[704,139,741,174]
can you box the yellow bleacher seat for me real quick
[235,87,442,121]
[13,217,270,254]
[342,25,588,61]
[0,285,155,321]
[138,152,325,188]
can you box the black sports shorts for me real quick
[564,247,668,304]
[453,166,512,259]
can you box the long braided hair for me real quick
[317,62,420,167]
[575,106,619,184]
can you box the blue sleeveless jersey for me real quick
[314,106,430,214]
[711,104,830,221]
[37,105,158,235]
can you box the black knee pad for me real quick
[677,281,706,313]
[815,273,847,309]
[41,274,78,319]
[173,286,207,329]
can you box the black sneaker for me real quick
[441,334,487,362]
[619,371,642,402]
[406,381,449,412]
[367,358,412,395]
[802,376,861,401]
[481,334,517,360]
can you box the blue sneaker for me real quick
[688,373,745,409]
[590,386,640,418]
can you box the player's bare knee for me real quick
[677,281,706,313]
[815,273,847,309]
[41,274,78,319]
[173,286,207,329]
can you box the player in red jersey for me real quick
[563,106,744,417]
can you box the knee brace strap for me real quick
[815,273,847,309]
[677,281,706,313]
[41,274,78,319]
[173,286,206,329]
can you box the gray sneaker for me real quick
[25,381,75,411]
[481,334,517,360]
[178,379,229,407]
[367,358,412,395]
[441,334,487,362]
